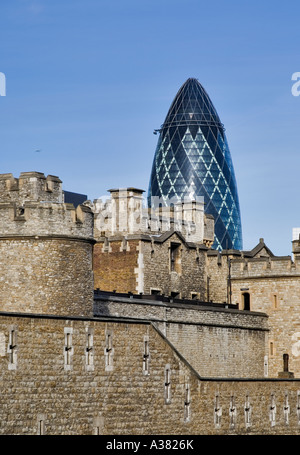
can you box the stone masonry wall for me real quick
[206,252,300,379]
[93,238,140,293]
[0,238,93,317]
[0,312,300,435]
[230,257,300,379]
[93,232,208,299]
[94,295,268,378]
[142,232,207,300]
[206,251,229,303]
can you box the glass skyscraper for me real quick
[148,78,242,251]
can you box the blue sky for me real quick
[1,0,300,256]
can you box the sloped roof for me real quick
[242,238,274,258]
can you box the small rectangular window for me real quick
[171,291,180,299]
[151,289,161,295]
[269,341,275,357]
[14,206,26,221]
[170,243,181,273]
[272,293,278,309]
[94,415,104,435]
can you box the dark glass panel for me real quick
[148,78,242,251]
[214,145,225,169]
[189,124,199,139]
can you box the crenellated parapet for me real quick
[206,238,300,306]
[207,238,299,283]
[93,187,214,246]
[0,172,63,204]
[230,255,297,278]
[0,172,93,240]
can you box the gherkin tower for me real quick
[147,78,243,251]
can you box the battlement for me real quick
[0,172,63,204]
[207,247,297,278]
[0,172,93,240]
[93,187,214,246]
[230,255,297,278]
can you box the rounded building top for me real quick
[148,78,243,251]
[160,78,223,132]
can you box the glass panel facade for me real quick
[148,78,243,251]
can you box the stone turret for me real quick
[0,172,63,204]
[0,172,94,317]
[93,187,214,246]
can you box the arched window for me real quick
[242,292,250,311]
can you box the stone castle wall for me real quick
[94,292,268,378]
[141,232,207,299]
[230,256,300,379]
[0,311,300,435]
[2,170,300,434]
[94,237,140,293]
[206,250,300,379]
[94,232,208,299]
[206,251,230,303]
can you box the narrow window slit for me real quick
[105,330,114,371]
[8,327,17,370]
[269,393,276,427]
[244,395,252,428]
[164,365,171,404]
[85,329,94,371]
[214,394,222,428]
[64,328,73,371]
[184,382,191,422]
[229,394,237,428]
[143,336,150,375]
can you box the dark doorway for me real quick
[242,292,250,311]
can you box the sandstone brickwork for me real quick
[94,232,208,298]
[207,239,300,379]
[3,171,300,435]
[230,256,300,379]
[92,187,214,298]
[94,238,140,293]
[0,312,299,435]
[94,291,268,378]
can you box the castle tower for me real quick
[109,187,145,235]
[0,172,94,317]
[93,187,145,238]
[173,197,205,243]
